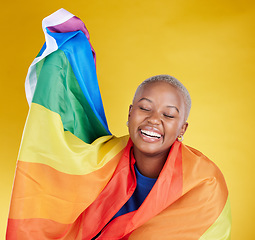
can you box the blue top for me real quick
[112,164,157,220]
[91,165,158,239]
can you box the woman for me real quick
[128,75,189,179]
[7,9,231,240]
[87,75,231,239]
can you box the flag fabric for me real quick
[6,9,231,239]
[25,8,109,142]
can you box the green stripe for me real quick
[36,58,45,79]
[32,49,109,144]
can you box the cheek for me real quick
[165,122,182,137]
[128,113,145,136]
[129,110,143,126]
[128,115,137,134]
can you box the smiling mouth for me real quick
[140,129,162,139]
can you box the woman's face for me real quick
[128,81,188,158]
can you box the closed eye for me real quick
[163,114,174,118]
[139,107,150,111]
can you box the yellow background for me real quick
[1,1,254,239]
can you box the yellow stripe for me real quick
[199,197,232,240]
[19,103,128,175]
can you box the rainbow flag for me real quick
[7,9,231,239]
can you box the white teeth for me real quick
[141,130,161,138]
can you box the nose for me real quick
[147,110,161,125]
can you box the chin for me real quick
[135,142,171,157]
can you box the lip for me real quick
[138,126,163,143]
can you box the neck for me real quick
[133,148,170,178]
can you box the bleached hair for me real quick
[134,74,191,121]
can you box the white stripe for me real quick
[42,8,74,29]
[25,9,72,105]
[25,66,35,105]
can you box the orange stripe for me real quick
[9,148,124,224]
[128,144,228,239]
[6,218,80,240]
[181,145,228,235]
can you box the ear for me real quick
[180,122,188,136]
[128,105,133,117]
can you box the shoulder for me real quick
[179,144,231,239]
[181,144,228,196]
[182,144,225,178]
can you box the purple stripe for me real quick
[47,16,96,65]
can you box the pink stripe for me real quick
[47,16,96,65]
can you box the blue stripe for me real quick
[44,28,110,134]
[38,43,46,57]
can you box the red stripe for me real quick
[102,140,183,239]
[81,139,183,239]
[80,138,136,239]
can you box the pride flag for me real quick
[25,8,110,142]
[7,9,231,239]
[6,8,128,238]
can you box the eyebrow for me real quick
[138,98,179,113]
[138,97,152,103]
[167,105,179,113]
